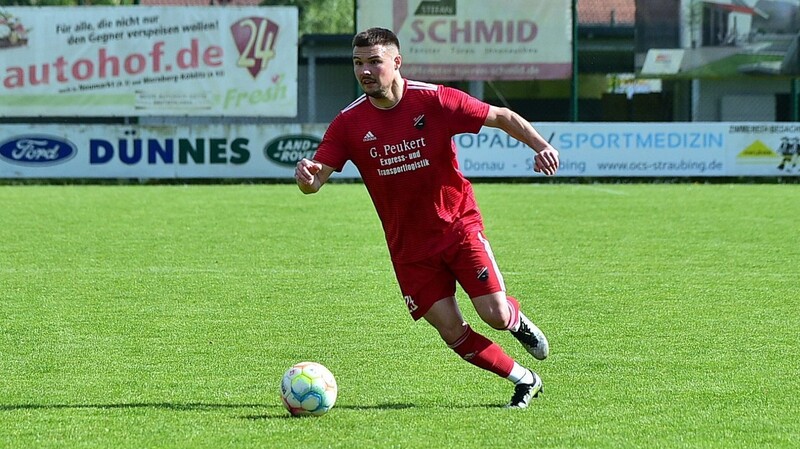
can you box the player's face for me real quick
[352,44,399,99]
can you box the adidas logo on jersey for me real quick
[363,131,377,142]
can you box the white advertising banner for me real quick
[0,7,298,117]
[0,123,349,179]
[458,122,800,178]
[356,0,572,81]
[1,123,798,178]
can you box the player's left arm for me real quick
[484,105,559,176]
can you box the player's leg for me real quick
[471,293,550,361]
[414,286,518,379]
[420,295,466,343]
[422,296,542,408]
[393,242,542,407]
[452,231,550,360]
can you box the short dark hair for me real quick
[352,27,400,51]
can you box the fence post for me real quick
[571,0,579,122]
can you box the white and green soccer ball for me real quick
[280,361,338,416]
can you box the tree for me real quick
[260,0,354,35]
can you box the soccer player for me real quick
[295,27,560,408]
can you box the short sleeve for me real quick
[313,113,349,172]
[438,86,491,136]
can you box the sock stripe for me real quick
[447,325,473,349]
[506,295,521,331]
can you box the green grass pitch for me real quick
[1,183,798,448]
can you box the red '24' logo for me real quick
[230,17,279,79]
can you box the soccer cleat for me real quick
[511,314,550,360]
[506,371,543,409]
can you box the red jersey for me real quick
[314,79,490,262]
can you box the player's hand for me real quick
[295,158,322,186]
[534,147,560,176]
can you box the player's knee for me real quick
[482,311,510,330]
[471,293,510,329]
[472,304,509,330]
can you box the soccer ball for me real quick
[280,362,338,416]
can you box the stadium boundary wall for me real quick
[1,122,799,179]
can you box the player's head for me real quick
[352,28,402,100]
[352,27,400,51]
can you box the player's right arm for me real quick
[295,158,335,194]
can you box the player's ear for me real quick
[394,54,402,71]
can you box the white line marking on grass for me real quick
[572,185,629,196]
[0,267,226,274]
[1,266,389,275]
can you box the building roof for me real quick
[578,0,635,26]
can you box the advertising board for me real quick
[2,123,798,179]
[0,7,298,117]
[356,0,572,80]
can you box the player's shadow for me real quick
[0,402,418,420]
[239,403,416,420]
[239,402,516,420]
[0,401,504,419]
[0,402,267,412]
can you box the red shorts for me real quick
[392,231,506,321]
